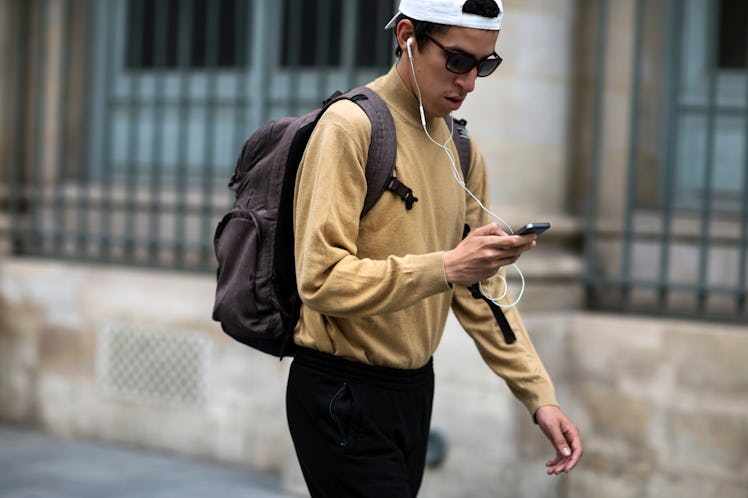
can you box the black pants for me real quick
[286,347,435,498]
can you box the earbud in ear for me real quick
[406,37,414,59]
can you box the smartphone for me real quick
[516,222,550,236]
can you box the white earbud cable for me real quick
[406,48,525,308]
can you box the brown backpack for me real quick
[212,87,471,357]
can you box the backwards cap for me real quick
[384,0,503,31]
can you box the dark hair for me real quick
[463,0,501,18]
[392,0,501,57]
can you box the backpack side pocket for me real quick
[212,209,283,339]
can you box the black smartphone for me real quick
[516,222,550,236]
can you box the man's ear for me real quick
[395,19,415,56]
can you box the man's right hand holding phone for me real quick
[444,222,538,286]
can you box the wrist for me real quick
[443,249,457,284]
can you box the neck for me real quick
[395,57,417,102]
[395,55,435,125]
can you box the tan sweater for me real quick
[293,66,557,415]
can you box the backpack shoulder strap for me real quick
[315,87,397,217]
[342,87,397,217]
[320,89,472,217]
[461,224,517,345]
[446,116,472,181]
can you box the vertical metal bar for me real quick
[31,0,51,254]
[379,0,396,68]
[97,0,118,259]
[233,0,246,71]
[696,0,720,311]
[340,0,359,88]
[287,0,302,114]
[123,0,145,261]
[619,0,645,310]
[738,3,748,315]
[174,0,194,265]
[583,0,610,307]
[315,0,332,95]
[658,0,683,311]
[249,0,271,127]
[53,0,74,254]
[77,0,96,256]
[231,0,250,151]
[199,0,220,267]
[740,129,748,314]
[147,0,169,265]
[9,1,31,254]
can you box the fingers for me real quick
[546,432,582,475]
[472,223,535,243]
[545,440,582,475]
[557,424,583,473]
[445,223,538,285]
[535,406,583,475]
[469,222,504,237]
[544,431,573,475]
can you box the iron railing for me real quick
[5,0,746,323]
[5,0,395,271]
[584,0,748,322]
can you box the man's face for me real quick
[402,26,500,118]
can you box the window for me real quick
[718,0,748,70]
[282,0,343,67]
[582,0,748,321]
[9,0,398,270]
[281,0,396,68]
[125,0,251,69]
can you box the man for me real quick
[286,1,582,496]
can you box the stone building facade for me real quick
[1,1,746,497]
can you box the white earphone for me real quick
[403,31,527,308]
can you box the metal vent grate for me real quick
[97,323,210,406]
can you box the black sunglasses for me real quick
[424,34,502,77]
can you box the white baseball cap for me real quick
[384,0,503,31]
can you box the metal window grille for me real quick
[5,0,395,271]
[583,0,748,322]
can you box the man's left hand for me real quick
[534,405,583,475]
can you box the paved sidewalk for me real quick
[0,425,299,498]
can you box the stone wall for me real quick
[2,258,746,498]
[2,1,746,496]
[554,315,748,497]
[0,259,293,473]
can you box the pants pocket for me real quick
[328,382,358,450]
